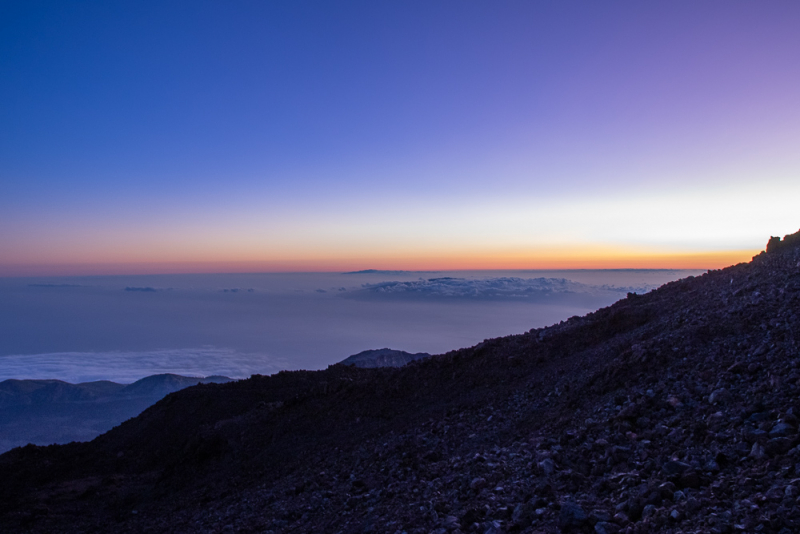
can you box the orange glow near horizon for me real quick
[0,248,760,277]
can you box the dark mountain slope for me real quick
[1,230,800,533]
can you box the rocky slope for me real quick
[1,230,800,534]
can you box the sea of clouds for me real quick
[0,347,284,384]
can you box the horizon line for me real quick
[0,248,760,278]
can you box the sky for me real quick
[2,1,799,276]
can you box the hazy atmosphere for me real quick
[0,269,699,382]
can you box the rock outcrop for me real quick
[339,348,431,368]
[766,230,800,254]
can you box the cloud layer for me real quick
[354,276,659,300]
[0,270,698,380]
[0,348,286,384]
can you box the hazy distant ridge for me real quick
[0,374,231,452]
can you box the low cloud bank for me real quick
[125,286,171,292]
[28,283,84,288]
[354,277,660,300]
[0,348,286,384]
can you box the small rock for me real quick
[766,486,784,502]
[511,502,535,528]
[595,521,620,534]
[748,412,771,423]
[658,482,677,499]
[709,388,731,404]
[679,470,701,489]
[613,511,629,526]
[470,477,487,491]
[590,510,612,523]
[704,459,720,473]
[750,443,767,460]
[770,423,796,438]
[744,427,769,443]
[766,437,793,455]
[727,361,746,373]
[539,458,556,476]
[558,501,587,531]
[747,362,762,374]
[782,412,799,426]
[686,498,701,513]
[662,460,691,476]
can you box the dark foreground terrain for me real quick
[2,230,800,533]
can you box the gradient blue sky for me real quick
[2,1,799,275]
